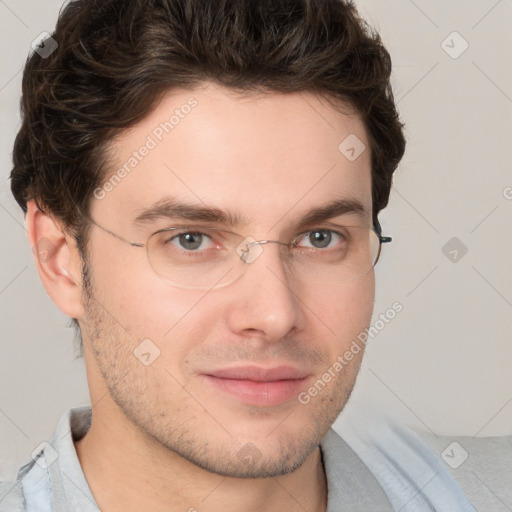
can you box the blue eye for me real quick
[169,232,214,251]
[297,229,344,249]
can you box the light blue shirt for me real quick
[0,405,475,511]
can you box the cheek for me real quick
[87,240,375,377]
[309,271,375,345]
[87,243,212,342]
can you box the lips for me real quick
[201,365,310,407]
[206,365,309,381]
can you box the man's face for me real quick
[80,83,374,477]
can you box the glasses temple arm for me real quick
[373,219,392,244]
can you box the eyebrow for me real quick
[133,196,368,229]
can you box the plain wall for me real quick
[1,0,511,481]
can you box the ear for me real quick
[25,199,85,319]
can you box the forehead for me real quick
[92,83,372,232]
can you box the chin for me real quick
[184,432,320,479]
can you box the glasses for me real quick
[89,218,391,290]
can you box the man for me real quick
[1,0,475,510]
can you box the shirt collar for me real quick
[22,406,392,512]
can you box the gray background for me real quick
[1,0,511,481]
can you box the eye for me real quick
[168,231,215,251]
[295,229,345,249]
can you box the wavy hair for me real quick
[10,0,406,348]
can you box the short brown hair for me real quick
[10,0,406,348]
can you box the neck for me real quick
[74,403,328,512]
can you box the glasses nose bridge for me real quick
[242,238,289,260]
[249,238,288,249]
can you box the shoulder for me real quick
[0,476,26,511]
[0,405,93,512]
[320,428,395,510]
[332,410,476,511]
[416,431,512,511]
[0,447,54,512]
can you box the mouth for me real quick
[201,365,311,407]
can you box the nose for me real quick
[225,242,306,342]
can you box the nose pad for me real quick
[235,236,265,264]
[235,237,290,266]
